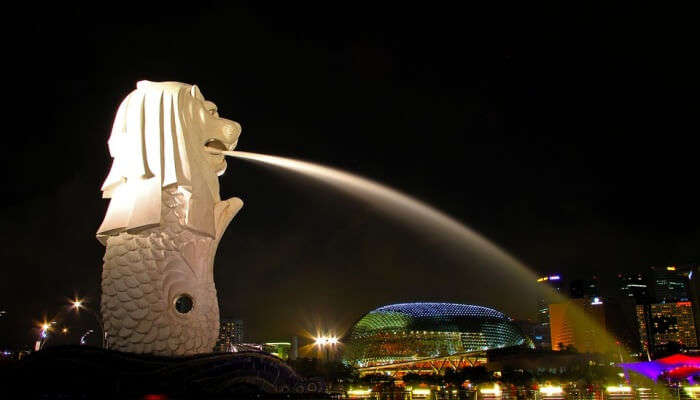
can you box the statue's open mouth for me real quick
[205,139,228,152]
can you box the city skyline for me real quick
[0,4,698,348]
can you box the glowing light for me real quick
[591,297,603,305]
[41,323,50,331]
[480,384,501,396]
[348,388,372,397]
[412,388,431,396]
[539,385,563,396]
[606,386,632,393]
[684,387,700,395]
[71,299,83,309]
[314,335,340,346]
[667,266,677,271]
[549,275,561,280]
[62,328,68,334]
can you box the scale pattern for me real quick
[101,188,220,355]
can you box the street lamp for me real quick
[71,299,108,349]
[38,321,52,349]
[314,335,340,361]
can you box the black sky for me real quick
[0,3,698,348]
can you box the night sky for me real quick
[1,3,698,348]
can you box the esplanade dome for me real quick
[343,302,533,368]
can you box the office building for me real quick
[569,276,600,299]
[650,266,689,303]
[535,274,563,349]
[636,302,698,356]
[549,297,608,353]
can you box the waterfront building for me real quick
[263,342,292,360]
[343,302,532,375]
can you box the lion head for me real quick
[97,81,241,243]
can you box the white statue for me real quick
[97,81,243,355]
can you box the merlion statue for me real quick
[96,81,243,355]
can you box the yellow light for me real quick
[348,388,371,397]
[41,323,50,331]
[667,266,676,271]
[606,386,632,393]
[62,328,68,334]
[328,337,339,344]
[684,387,700,394]
[540,385,563,396]
[480,384,501,396]
[412,388,431,396]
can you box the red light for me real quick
[143,395,168,400]
[677,302,692,306]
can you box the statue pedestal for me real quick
[2,346,327,398]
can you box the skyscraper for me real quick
[569,276,600,299]
[215,318,244,352]
[617,272,651,304]
[636,302,698,356]
[549,297,608,353]
[535,274,563,349]
[650,266,689,303]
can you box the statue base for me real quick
[2,346,327,399]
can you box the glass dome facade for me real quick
[343,302,533,367]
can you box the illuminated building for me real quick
[549,298,607,353]
[215,318,244,352]
[343,302,532,375]
[650,266,689,303]
[535,274,563,349]
[636,301,698,355]
[617,272,651,304]
[263,342,292,360]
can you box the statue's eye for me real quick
[174,294,194,314]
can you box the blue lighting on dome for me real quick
[372,302,507,320]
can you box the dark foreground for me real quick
[0,346,329,399]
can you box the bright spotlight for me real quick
[71,299,83,309]
[328,337,339,344]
